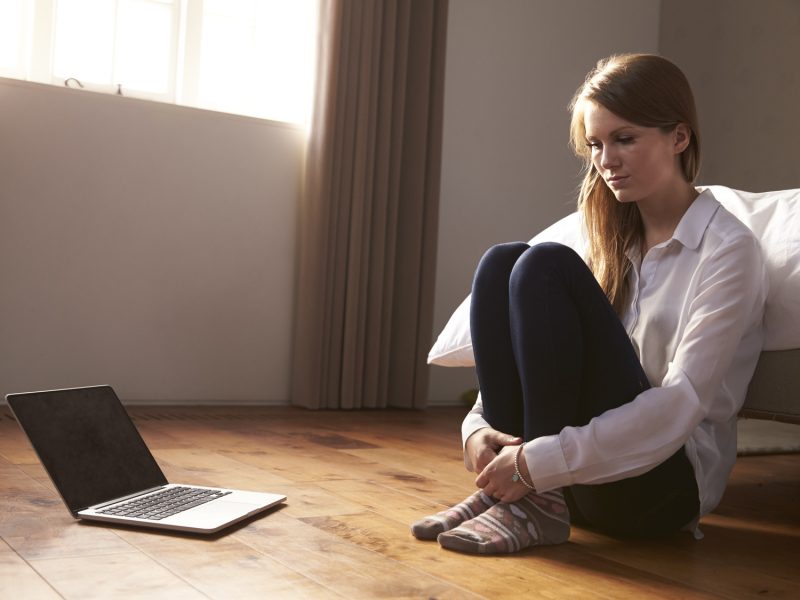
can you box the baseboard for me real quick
[1,396,466,408]
[739,408,800,425]
[122,398,290,406]
[426,398,470,407]
[0,397,291,407]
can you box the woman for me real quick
[411,54,767,554]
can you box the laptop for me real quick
[6,385,286,534]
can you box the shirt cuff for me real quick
[461,417,490,472]
[523,434,573,492]
[462,413,490,448]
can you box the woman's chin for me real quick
[612,191,639,204]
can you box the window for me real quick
[0,0,31,80]
[0,0,319,126]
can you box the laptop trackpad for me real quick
[169,499,269,529]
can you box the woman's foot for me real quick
[437,489,570,554]
[411,491,497,540]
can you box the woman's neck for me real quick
[638,182,699,255]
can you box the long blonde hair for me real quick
[569,54,701,314]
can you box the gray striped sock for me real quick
[411,491,497,540]
[437,489,570,554]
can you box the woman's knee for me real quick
[480,242,531,267]
[509,242,581,290]
[474,242,530,289]
[522,241,580,266]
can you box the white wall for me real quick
[0,78,304,404]
[428,0,661,405]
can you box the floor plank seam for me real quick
[12,546,69,600]
[242,512,491,600]
[230,534,354,599]
[577,550,729,599]
[113,538,215,599]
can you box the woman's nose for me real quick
[600,146,619,169]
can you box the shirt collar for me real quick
[624,188,720,262]
[670,188,720,251]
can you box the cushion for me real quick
[700,186,800,351]
[428,186,800,367]
[427,212,584,366]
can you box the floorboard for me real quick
[0,406,797,599]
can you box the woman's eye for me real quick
[617,136,634,144]
[586,142,601,150]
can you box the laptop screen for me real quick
[7,386,167,513]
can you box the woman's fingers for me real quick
[484,429,522,449]
[474,447,498,472]
[466,428,523,474]
[475,445,528,502]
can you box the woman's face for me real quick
[583,101,688,205]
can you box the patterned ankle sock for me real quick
[411,491,498,540]
[437,489,570,554]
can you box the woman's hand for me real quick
[465,427,523,473]
[475,444,531,503]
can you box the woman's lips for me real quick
[608,176,628,189]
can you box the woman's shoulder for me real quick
[700,190,761,250]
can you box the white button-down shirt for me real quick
[462,189,768,519]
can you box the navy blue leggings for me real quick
[470,241,699,537]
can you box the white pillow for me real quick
[428,186,800,367]
[427,295,474,366]
[701,186,800,351]
[428,212,584,366]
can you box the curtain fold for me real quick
[291,0,448,409]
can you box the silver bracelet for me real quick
[512,443,536,490]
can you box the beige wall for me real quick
[4,1,796,407]
[659,0,800,191]
[427,0,662,405]
[0,78,304,403]
[428,0,800,406]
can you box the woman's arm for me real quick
[462,393,522,473]
[521,232,767,492]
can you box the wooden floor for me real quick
[1,406,798,599]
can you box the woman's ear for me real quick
[674,123,692,154]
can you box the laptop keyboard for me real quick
[97,486,232,520]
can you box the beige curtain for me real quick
[290,0,448,409]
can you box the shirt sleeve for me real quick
[461,392,490,471]
[520,233,766,492]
